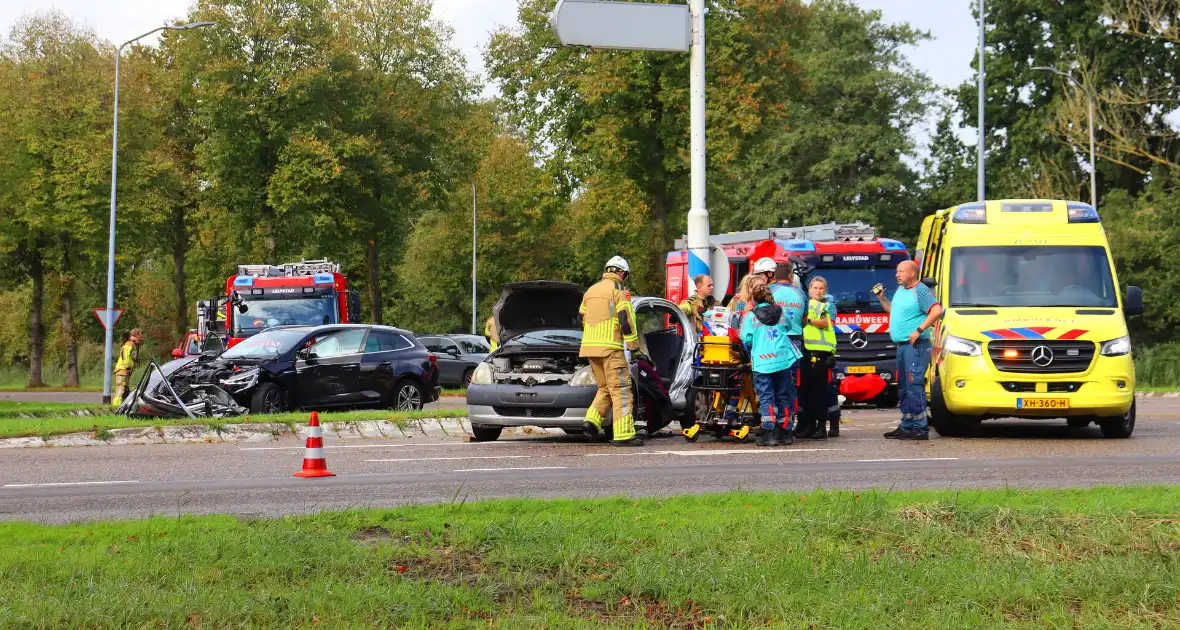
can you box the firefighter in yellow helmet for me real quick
[112,328,144,407]
[579,256,643,446]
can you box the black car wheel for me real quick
[461,368,474,388]
[250,383,283,415]
[394,380,425,411]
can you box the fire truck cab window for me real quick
[234,297,336,333]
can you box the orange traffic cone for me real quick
[293,412,335,478]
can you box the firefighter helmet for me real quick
[605,256,630,273]
[753,257,777,274]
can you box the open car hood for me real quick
[494,281,585,343]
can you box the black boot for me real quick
[761,423,780,447]
[828,415,840,438]
[776,423,793,445]
[810,417,828,440]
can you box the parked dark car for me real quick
[418,334,490,386]
[121,324,440,417]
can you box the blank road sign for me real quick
[550,0,691,53]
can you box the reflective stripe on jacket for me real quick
[803,299,837,352]
[579,272,639,357]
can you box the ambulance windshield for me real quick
[949,246,1118,308]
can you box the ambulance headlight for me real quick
[1100,336,1131,357]
[569,366,596,387]
[471,362,494,385]
[944,335,982,357]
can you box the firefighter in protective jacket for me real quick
[579,256,644,446]
[112,328,144,407]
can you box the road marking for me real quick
[856,457,960,463]
[453,466,568,472]
[241,442,512,451]
[365,455,532,463]
[4,480,140,488]
[585,448,844,457]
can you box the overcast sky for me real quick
[1,0,980,146]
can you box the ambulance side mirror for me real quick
[1125,286,1144,316]
[920,278,937,289]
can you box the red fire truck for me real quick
[666,222,909,405]
[208,259,362,348]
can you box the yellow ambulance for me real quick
[915,200,1143,438]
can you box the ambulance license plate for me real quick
[846,366,876,374]
[1016,398,1070,410]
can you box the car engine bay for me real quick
[489,354,582,386]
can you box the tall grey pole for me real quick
[467,181,471,335]
[102,46,123,405]
[1087,91,1097,209]
[977,0,986,202]
[102,22,215,405]
[685,0,711,291]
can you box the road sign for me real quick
[93,308,123,330]
[550,0,690,52]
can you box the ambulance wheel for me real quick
[929,375,973,437]
[1099,401,1135,439]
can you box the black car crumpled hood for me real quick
[118,354,251,418]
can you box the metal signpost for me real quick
[551,0,719,300]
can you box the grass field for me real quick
[0,406,467,439]
[2,488,1178,628]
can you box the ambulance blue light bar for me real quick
[880,239,907,251]
[1066,202,1101,223]
[952,202,987,224]
[313,273,335,285]
[233,276,254,287]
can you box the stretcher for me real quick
[681,335,761,442]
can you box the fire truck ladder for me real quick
[673,221,877,249]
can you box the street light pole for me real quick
[102,21,215,406]
[467,181,471,335]
[1031,66,1097,210]
[977,0,986,202]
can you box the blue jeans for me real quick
[754,367,797,430]
[897,341,932,432]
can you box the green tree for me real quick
[726,0,934,240]
[390,130,565,333]
[0,13,113,387]
[486,0,808,292]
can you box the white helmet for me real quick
[753,257,777,274]
[606,255,630,273]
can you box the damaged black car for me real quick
[119,325,440,418]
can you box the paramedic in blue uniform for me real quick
[876,260,943,440]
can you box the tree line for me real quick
[0,0,1175,388]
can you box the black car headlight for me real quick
[220,369,259,389]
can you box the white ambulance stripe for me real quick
[303,447,326,459]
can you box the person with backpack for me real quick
[741,283,802,446]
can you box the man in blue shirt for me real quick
[877,260,944,440]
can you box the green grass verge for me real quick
[0,401,105,417]
[2,488,1178,627]
[0,407,467,440]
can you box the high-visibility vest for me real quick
[115,341,138,372]
[803,299,837,352]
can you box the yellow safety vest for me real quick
[485,317,498,351]
[115,341,138,372]
[579,273,639,357]
[803,299,837,352]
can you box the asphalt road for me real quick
[2,396,1177,523]
[0,390,467,411]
